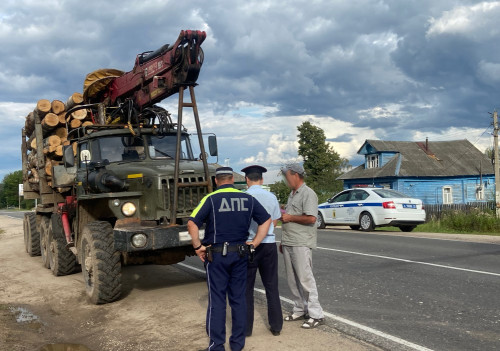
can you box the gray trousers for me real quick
[282,245,324,319]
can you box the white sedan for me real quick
[317,188,426,232]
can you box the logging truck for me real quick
[21,30,216,304]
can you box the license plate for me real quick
[403,204,417,209]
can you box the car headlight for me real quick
[131,233,147,248]
[121,202,137,216]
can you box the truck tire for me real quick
[48,214,77,276]
[23,212,41,256]
[316,212,326,229]
[359,212,375,232]
[80,221,122,304]
[40,215,51,269]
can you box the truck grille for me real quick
[164,176,209,216]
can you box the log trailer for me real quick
[21,30,216,304]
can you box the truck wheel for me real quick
[23,212,40,256]
[316,212,326,229]
[81,221,122,304]
[48,214,77,276]
[359,212,374,232]
[40,215,51,269]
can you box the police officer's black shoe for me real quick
[270,328,280,336]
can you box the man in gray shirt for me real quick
[280,163,324,329]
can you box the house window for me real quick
[476,185,484,201]
[366,154,379,169]
[442,186,453,204]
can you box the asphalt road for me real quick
[180,228,500,351]
[0,210,26,219]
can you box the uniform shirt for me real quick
[281,182,318,249]
[190,184,271,245]
[246,185,281,244]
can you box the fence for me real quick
[424,202,496,221]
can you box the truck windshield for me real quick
[95,135,146,163]
[147,134,195,160]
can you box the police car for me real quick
[317,188,426,232]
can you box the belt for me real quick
[210,244,248,253]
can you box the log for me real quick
[43,135,61,148]
[66,92,83,110]
[28,152,37,168]
[55,145,63,158]
[41,113,59,135]
[51,100,65,115]
[45,160,53,176]
[70,119,82,129]
[71,109,87,120]
[27,133,36,151]
[25,112,35,136]
[36,99,51,117]
[58,113,66,125]
[55,127,68,139]
[72,142,77,156]
[62,140,70,146]
[82,121,93,127]
[30,168,39,183]
[31,137,37,150]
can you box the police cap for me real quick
[241,165,268,175]
[215,166,234,176]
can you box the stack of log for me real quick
[24,93,93,190]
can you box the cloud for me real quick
[0,0,498,184]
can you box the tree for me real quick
[485,147,494,164]
[270,180,290,205]
[0,170,35,209]
[297,121,348,203]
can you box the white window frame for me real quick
[366,154,379,169]
[442,186,453,204]
[476,185,484,201]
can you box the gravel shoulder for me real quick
[0,215,377,351]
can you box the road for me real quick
[180,227,500,351]
[0,214,375,351]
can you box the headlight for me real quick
[131,233,147,248]
[121,202,137,216]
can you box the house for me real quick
[338,139,495,204]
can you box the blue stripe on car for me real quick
[318,203,383,209]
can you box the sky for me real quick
[0,0,498,183]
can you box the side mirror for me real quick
[208,135,218,157]
[63,146,75,168]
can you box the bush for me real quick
[422,209,500,234]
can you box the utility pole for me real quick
[494,111,500,218]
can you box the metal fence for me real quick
[424,202,496,221]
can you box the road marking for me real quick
[177,262,434,351]
[5,215,22,220]
[322,229,500,245]
[316,246,500,277]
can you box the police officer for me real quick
[241,165,283,337]
[188,166,272,351]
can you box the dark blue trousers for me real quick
[205,251,248,351]
[245,242,283,335]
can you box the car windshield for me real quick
[147,134,195,160]
[373,189,410,198]
[95,135,146,163]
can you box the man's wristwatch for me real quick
[193,244,203,251]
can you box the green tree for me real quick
[297,121,348,203]
[0,170,35,209]
[270,180,290,205]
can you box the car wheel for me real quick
[399,225,416,232]
[349,225,360,230]
[359,212,374,232]
[316,212,326,229]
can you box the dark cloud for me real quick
[0,0,498,179]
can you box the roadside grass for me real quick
[0,229,4,236]
[379,210,500,236]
